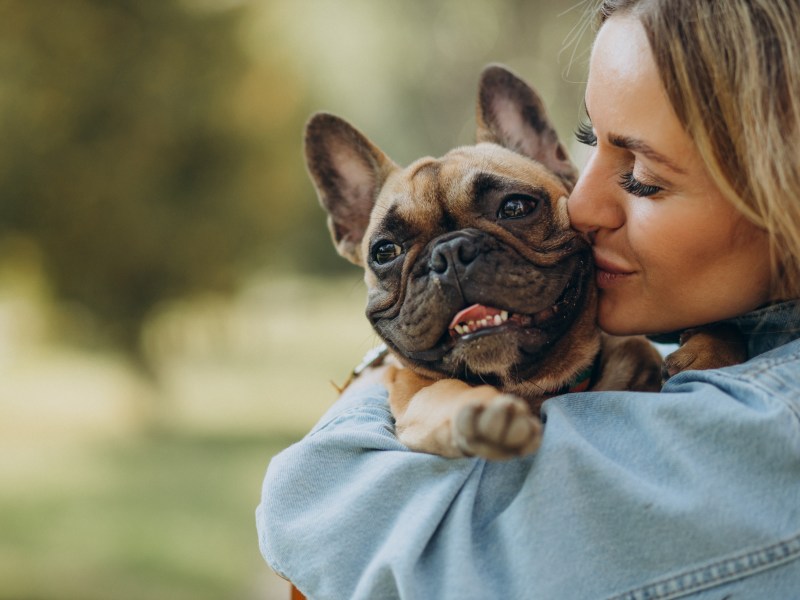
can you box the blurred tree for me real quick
[0,0,592,364]
[0,0,315,359]
[260,0,591,164]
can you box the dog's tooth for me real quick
[494,315,502,326]
[500,310,509,321]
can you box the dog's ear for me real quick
[476,64,578,190]
[304,113,397,265]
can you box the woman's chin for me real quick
[597,300,647,336]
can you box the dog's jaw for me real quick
[369,243,597,396]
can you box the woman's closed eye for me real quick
[575,119,663,197]
[619,171,662,197]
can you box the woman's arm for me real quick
[257,370,494,598]
[257,340,800,600]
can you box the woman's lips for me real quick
[593,253,635,289]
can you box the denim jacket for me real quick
[257,301,800,599]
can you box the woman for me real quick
[258,1,800,598]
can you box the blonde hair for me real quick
[596,0,800,299]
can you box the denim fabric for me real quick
[257,301,800,599]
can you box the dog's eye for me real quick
[371,240,403,265]
[498,195,537,220]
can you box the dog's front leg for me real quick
[662,323,747,380]
[385,366,542,460]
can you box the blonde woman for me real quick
[258,1,800,598]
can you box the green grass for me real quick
[0,430,298,600]
[0,274,377,600]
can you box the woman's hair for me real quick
[595,0,800,299]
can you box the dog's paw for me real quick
[453,394,542,460]
[663,323,747,381]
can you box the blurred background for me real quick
[0,0,593,598]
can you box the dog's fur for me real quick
[304,65,667,459]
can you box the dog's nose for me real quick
[429,234,480,274]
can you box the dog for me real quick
[303,65,739,460]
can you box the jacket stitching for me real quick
[712,345,800,422]
[605,531,800,600]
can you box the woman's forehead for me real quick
[590,15,654,88]
[586,16,689,156]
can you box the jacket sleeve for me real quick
[256,377,498,599]
[256,342,800,600]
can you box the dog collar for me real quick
[565,365,594,393]
[549,357,598,396]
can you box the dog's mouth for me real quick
[448,302,561,339]
[404,268,585,364]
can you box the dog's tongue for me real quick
[449,304,502,329]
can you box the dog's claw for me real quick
[454,394,542,460]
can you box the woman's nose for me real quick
[567,151,625,235]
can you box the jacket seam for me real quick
[605,531,800,600]
[728,344,800,381]
[716,345,800,422]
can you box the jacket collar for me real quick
[724,300,800,358]
[648,300,800,359]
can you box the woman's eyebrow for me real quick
[608,134,687,175]
[583,103,687,175]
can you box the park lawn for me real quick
[0,274,376,600]
[0,428,298,600]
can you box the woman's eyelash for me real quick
[619,171,662,197]
[574,121,662,197]
[574,121,597,146]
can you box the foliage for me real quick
[0,0,314,355]
[0,0,591,360]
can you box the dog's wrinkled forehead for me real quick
[383,157,446,230]
[371,143,571,234]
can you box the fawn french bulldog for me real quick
[305,65,679,459]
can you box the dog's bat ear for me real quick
[476,64,578,190]
[304,113,397,265]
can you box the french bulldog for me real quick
[304,65,666,460]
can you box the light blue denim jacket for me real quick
[257,301,800,599]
